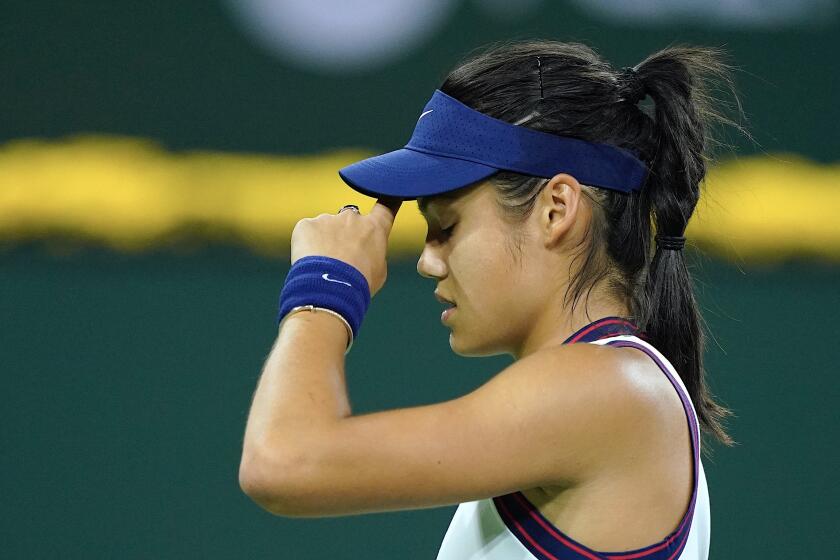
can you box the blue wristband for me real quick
[277,256,371,345]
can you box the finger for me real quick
[369,196,402,234]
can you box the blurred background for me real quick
[2,1,838,558]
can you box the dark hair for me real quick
[435,39,746,449]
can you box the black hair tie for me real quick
[655,234,686,251]
[620,66,646,105]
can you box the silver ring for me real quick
[338,204,361,214]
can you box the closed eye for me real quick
[423,221,457,243]
[437,224,457,240]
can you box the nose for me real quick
[417,244,447,280]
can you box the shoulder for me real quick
[501,342,654,406]
[471,342,666,484]
[537,340,672,403]
[542,341,676,422]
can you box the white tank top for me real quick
[436,317,710,560]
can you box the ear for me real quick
[538,173,582,248]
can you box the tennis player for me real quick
[239,39,736,560]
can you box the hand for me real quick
[290,197,402,298]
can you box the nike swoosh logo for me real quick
[418,109,434,121]
[322,273,352,287]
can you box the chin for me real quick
[448,331,506,358]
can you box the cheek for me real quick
[453,231,518,300]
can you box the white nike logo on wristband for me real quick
[322,273,352,287]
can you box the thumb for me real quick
[369,196,402,234]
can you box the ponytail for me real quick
[628,47,742,447]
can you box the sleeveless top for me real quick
[435,317,710,560]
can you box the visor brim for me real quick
[338,148,499,200]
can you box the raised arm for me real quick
[238,326,652,517]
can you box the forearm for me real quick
[242,311,352,459]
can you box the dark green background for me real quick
[3,0,839,160]
[2,1,839,557]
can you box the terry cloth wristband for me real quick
[277,256,371,354]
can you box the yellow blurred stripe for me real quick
[691,154,840,261]
[0,135,838,262]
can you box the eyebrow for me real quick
[417,192,459,218]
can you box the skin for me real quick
[416,174,630,360]
[239,173,693,552]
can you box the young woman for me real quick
[239,39,737,560]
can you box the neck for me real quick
[512,298,631,360]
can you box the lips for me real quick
[435,291,457,323]
[434,291,456,307]
[441,306,456,323]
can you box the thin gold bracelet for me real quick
[278,305,354,355]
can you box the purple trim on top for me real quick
[563,316,646,344]
[491,321,700,560]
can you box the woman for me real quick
[239,39,737,560]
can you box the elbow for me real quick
[238,458,279,515]
[238,443,316,517]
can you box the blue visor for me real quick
[338,89,647,200]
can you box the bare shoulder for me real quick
[560,342,681,424]
[478,342,670,482]
[502,342,661,410]
[536,342,690,461]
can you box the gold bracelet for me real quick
[278,304,354,355]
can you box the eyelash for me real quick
[441,224,456,237]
